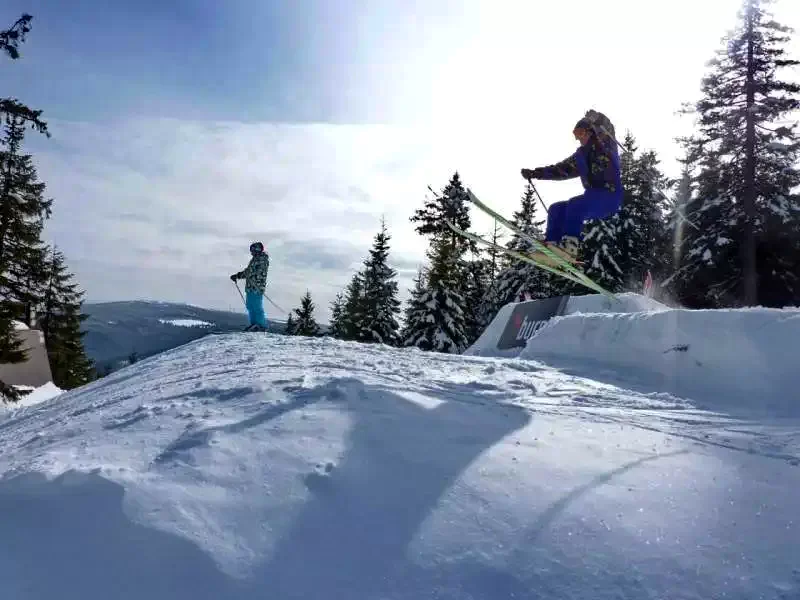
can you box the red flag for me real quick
[643,270,653,297]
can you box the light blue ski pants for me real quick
[246,290,268,328]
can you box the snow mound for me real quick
[2,382,64,412]
[522,306,800,416]
[18,382,64,407]
[467,293,666,357]
[465,301,519,358]
[1,334,798,599]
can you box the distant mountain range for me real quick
[81,301,289,374]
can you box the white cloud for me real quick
[38,118,551,322]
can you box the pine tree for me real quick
[292,291,320,337]
[495,182,554,304]
[401,234,468,353]
[403,174,472,353]
[340,272,365,341]
[476,222,505,327]
[0,13,49,401]
[399,267,428,345]
[284,313,296,336]
[580,133,671,294]
[1,15,47,134]
[328,292,346,339]
[674,0,800,307]
[0,303,26,402]
[462,254,491,344]
[410,173,473,255]
[36,247,94,389]
[359,219,401,345]
[1,13,32,59]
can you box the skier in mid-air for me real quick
[231,242,270,332]
[521,110,622,264]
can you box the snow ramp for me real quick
[468,293,800,415]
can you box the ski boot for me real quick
[545,235,581,265]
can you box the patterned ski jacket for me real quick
[535,133,622,199]
[235,251,270,293]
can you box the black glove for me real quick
[230,274,238,282]
[521,168,543,180]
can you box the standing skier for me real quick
[231,242,270,332]
[521,110,622,263]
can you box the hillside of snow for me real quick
[1,330,798,600]
[81,301,288,373]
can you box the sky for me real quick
[3,0,799,322]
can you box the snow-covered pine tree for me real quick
[399,267,428,345]
[328,292,346,339]
[663,163,695,280]
[581,133,671,294]
[358,219,401,345]
[495,182,553,304]
[401,236,468,353]
[462,254,491,345]
[37,247,94,389]
[340,272,365,341]
[411,172,473,255]
[292,291,320,336]
[403,173,471,353]
[672,0,800,307]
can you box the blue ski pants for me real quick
[245,290,268,328]
[545,188,622,242]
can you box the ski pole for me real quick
[233,280,246,306]
[263,292,288,315]
[528,181,549,214]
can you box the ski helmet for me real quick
[249,241,264,253]
[573,118,592,132]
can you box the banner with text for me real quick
[496,296,569,350]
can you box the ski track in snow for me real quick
[1,333,798,600]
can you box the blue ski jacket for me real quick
[535,134,623,201]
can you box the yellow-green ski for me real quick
[463,188,616,298]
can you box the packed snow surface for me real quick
[468,293,800,416]
[522,306,800,416]
[158,318,214,328]
[0,333,798,600]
